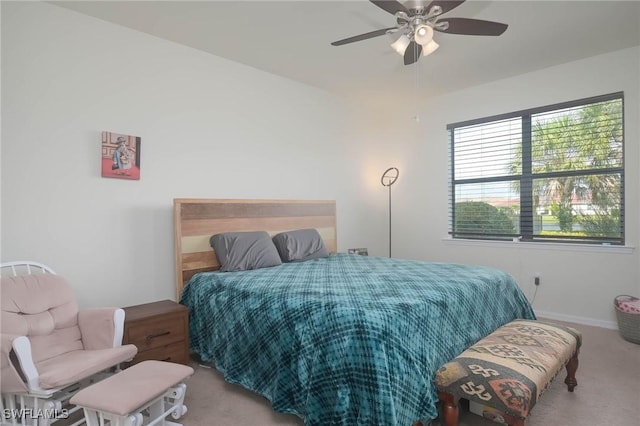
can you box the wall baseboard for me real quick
[535,309,618,330]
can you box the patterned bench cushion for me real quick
[435,320,581,420]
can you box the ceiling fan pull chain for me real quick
[414,47,420,123]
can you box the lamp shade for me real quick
[422,39,439,56]
[414,24,434,46]
[390,34,411,55]
[381,167,399,187]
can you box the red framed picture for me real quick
[101,131,141,180]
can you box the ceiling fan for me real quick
[331,0,508,65]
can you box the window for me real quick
[448,93,624,245]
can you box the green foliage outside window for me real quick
[454,201,515,235]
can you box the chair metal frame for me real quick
[1,261,127,426]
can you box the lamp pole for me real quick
[381,167,399,258]
[388,183,392,258]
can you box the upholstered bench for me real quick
[70,360,194,426]
[434,320,581,426]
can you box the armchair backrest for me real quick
[1,274,83,363]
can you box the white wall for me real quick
[0,1,386,307]
[3,2,637,328]
[383,47,640,327]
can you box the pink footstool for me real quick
[70,360,194,426]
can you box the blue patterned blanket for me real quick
[180,253,535,425]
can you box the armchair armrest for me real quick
[78,308,126,350]
[1,333,36,393]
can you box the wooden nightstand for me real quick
[122,300,189,366]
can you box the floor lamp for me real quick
[381,167,399,258]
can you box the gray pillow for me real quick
[210,231,282,272]
[272,229,329,263]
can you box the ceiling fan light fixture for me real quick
[414,24,433,46]
[390,33,411,55]
[329,1,509,66]
[422,40,439,56]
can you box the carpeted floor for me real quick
[179,319,639,426]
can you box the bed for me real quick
[174,199,536,425]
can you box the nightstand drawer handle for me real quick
[145,331,170,341]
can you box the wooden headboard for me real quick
[173,199,337,299]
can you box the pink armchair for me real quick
[1,262,137,425]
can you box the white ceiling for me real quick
[53,0,640,102]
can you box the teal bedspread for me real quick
[180,253,535,425]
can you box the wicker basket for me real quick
[614,295,640,344]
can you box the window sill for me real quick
[441,237,635,254]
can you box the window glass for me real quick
[448,93,624,244]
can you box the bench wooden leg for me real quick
[502,412,526,426]
[437,394,527,426]
[438,391,459,426]
[564,349,579,392]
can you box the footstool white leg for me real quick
[144,384,188,426]
[166,383,187,424]
[82,409,100,426]
[124,413,143,426]
[147,396,166,426]
[82,409,142,426]
[167,384,187,420]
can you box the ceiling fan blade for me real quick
[331,27,397,46]
[426,0,466,16]
[369,0,409,16]
[435,17,508,36]
[403,41,422,65]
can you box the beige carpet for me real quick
[179,319,639,426]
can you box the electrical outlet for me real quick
[534,274,541,286]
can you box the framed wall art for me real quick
[101,131,141,180]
